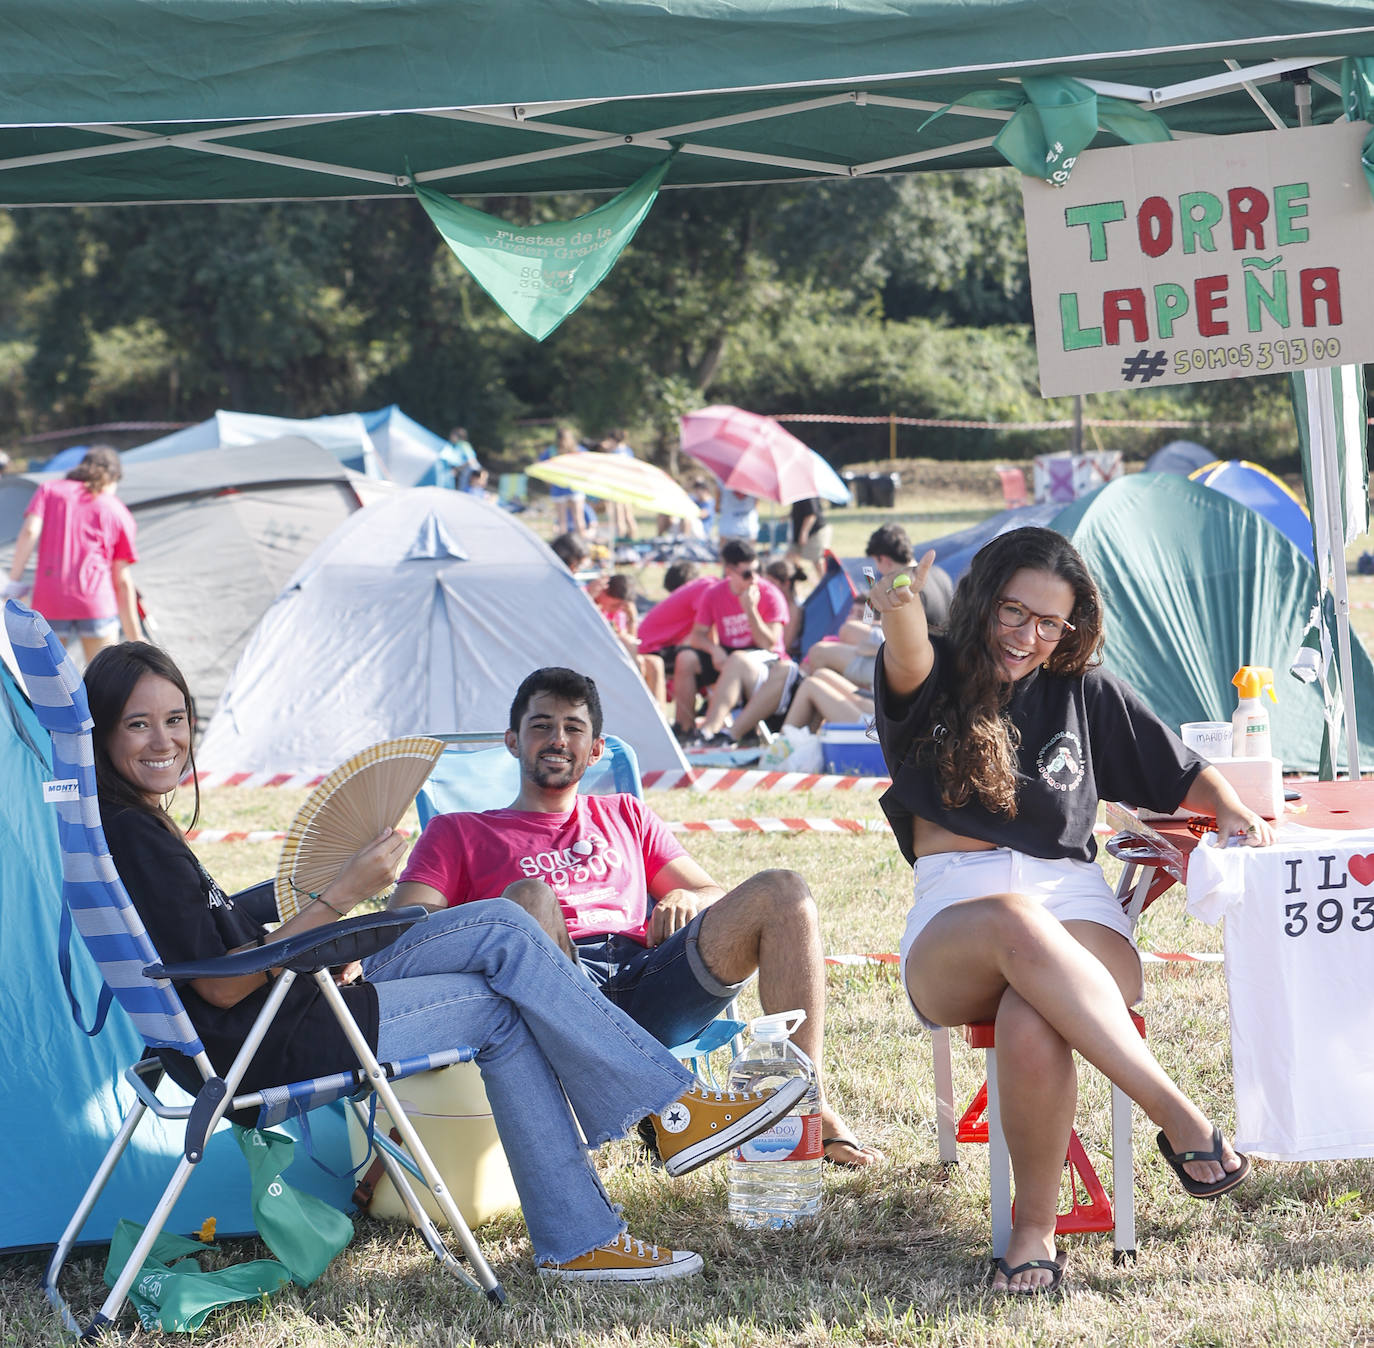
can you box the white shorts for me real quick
[898,848,1136,1030]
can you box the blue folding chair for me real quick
[4,602,506,1338]
[417,734,746,1083]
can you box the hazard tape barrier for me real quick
[190,767,894,793]
[825,951,1220,968]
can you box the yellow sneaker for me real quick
[538,1232,703,1283]
[652,1078,810,1177]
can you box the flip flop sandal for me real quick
[991,1249,1067,1297]
[1156,1125,1251,1199]
[821,1136,883,1169]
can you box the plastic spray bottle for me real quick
[1231,666,1276,759]
[726,1009,821,1227]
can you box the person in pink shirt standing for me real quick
[5,446,142,662]
[671,538,786,742]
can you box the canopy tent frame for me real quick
[0,11,1369,207]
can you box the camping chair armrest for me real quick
[144,906,431,980]
[226,879,278,925]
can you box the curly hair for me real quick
[66,445,123,494]
[924,527,1104,816]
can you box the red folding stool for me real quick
[930,811,1186,1263]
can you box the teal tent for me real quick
[1053,474,1374,774]
[0,2,1367,203]
[0,661,353,1252]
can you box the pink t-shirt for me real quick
[400,793,686,944]
[637,576,713,654]
[693,576,787,654]
[25,479,138,621]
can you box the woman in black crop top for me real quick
[868,527,1270,1294]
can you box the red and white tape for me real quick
[187,826,416,843]
[189,767,893,793]
[826,951,1220,968]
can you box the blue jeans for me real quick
[362,900,694,1264]
[575,910,749,1050]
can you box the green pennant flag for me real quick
[413,156,673,340]
[922,76,1171,188]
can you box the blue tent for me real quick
[0,663,352,1252]
[1188,459,1314,565]
[361,404,449,487]
[37,445,89,474]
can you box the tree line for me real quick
[0,170,1297,468]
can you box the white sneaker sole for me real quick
[663,1075,811,1177]
[538,1249,704,1283]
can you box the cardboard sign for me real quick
[1022,121,1374,397]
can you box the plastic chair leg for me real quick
[931,1028,959,1165]
[1111,1082,1137,1262]
[985,1046,1013,1259]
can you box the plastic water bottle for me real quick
[727,1009,821,1228]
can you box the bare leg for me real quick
[638,653,667,706]
[782,671,868,732]
[908,894,1243,1186]
[81,632,118,663]
[803,641,860,677]
[693,869,876,1164]
[698,650,770,736]
[672,649,705,734]
[726,659,793,741]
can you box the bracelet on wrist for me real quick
[312,890,350,918]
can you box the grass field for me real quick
[9,465,1374,1345]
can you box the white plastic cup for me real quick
[1180,721,1233,759]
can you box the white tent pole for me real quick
[1308,369,1362,776]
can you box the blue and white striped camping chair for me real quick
[3,602,506,1337]
[417,733,746,1085]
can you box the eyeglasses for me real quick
[995,598,1075,643]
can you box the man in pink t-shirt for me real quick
[671,538,785,741]
[636,562,712,657]
[394,665,880,1169]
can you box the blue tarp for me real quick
[0,664,353,1252]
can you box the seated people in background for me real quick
[595,573,667,706]
[869,529,1267,1294]
[637,560,709,674]
[787,497,831,566]
[715,486,759,545]
[808,525,952,690]
[688,479,716,539]
[779,667,872,736]
[395,666,882,1169]
[672,539,786,742]
[86,642,806,1285]
[441,426,481,492]
[765,558,807,659]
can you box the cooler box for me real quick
[347,1062,520,1228]
[820,722,886,777]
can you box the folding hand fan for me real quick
[274,736,446,921]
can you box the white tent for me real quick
[198,488,687,777]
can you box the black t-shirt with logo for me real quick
[873,635,1205,865]
[100,803,379,1092]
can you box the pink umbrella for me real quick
[679,405,851,505]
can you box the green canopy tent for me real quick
[0,1,1371,205]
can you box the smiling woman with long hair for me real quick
[81,641,806,1285]
[867,527,1270,1296]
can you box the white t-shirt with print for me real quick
[1187,826,1374,1161]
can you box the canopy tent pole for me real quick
[1295,76,1362,777]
